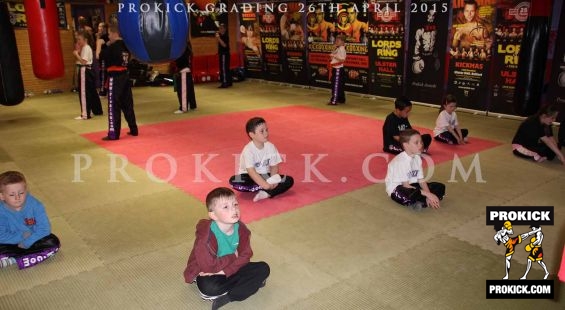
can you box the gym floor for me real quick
[0,80,564,309]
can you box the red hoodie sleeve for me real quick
[222,222,253,277]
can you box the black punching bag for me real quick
[514,1,550,116]
[0,2,25,106]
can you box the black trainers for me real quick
[211,295,230,310]
[127,131,138,136]
[102,136,118,141]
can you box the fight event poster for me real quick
[546,1,565,116]
[259,3,283,81]
[6,1,67,29]
[447,0,496,111]
[335,1,370,93]
[190,0,228,37]
[280,3,309,85]
[307,0,336,89]
[239,3,264,79]
[405,0,450,104]
[368,0,404,98]
[489,0,530,114]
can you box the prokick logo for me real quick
[486,206,554,299]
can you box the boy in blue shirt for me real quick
[0,171,60,269]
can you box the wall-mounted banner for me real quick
[307,0,335,89]
[405,0,451,103]
[191,0,228,37]
[239,3,264,79]
[336,0,370,93]
[7,1,67,29]
[368,0,405,98]
[489,0,530,114]
[259,2,283,81]
[280,3,309,85]
[447,0,495,111]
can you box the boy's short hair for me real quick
[245,117,266,137]
[444,94,457,104]
[536,103,559,118]
[0,171,27,191]
[205,187,235,212]
[399,129,420,145]
[394,96,412,111]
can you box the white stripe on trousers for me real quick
[181,71,187,111]
[80,67,87,118]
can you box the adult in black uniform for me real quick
[173,40,197,114]
[100,24,138,141]
[96,22,109,96]
[216,23,232,88]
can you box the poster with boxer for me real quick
[447,0,495,111]
[307,0,336,89]
[368,0,404,98]
[405,0,450,104]
[489,0,530,114]
[239,4,264,79]
[259,3,283,81]
[280,3,309,84]
[336,1,370,93]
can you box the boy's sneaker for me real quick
[211,295,231,310]
[173,110,186,114]
[199,291,227,301]
[408,201,424,212]
[0,257,16,268]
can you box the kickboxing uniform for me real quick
[98,33,109,96]
[527,243,544,261]
[385,151,445,206]
[329,45,346,105]
[504,235,522,256]
[174,45,197,111]
[433,110,468,144]
[218,32,232,87]
[101,39,138,140]
[229,141,294,198]
[77,44,103,118]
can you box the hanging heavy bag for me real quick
[0,2,25,105]
[118,0,189,63]
[24,0,64,79]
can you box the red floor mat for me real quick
[83,106,501,222]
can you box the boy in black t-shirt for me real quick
[382,97,432,154]
[512,104,564,164]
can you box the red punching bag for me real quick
[24,0,64,79]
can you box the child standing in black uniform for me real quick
[173,40,197,114]
[216,23,232,88]
[100,24,138,141]
[382,96,432,154]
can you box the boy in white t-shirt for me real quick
[229,117,294,202]
[433,94,468,145]
[385,129,445,211]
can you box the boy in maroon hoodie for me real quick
[184,187,269,310]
